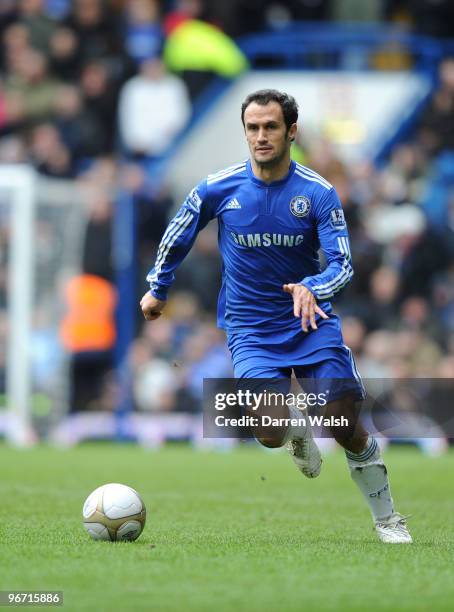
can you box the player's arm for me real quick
[300,187,353,299]
[141,181,214,321]
[284,188,353,332]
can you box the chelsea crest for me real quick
[290,196,311,218]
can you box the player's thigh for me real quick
[234,364,293,446]
[293,345,364,403]
[294,347,366,441]
[234,363,293,408]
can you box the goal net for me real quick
[0,165,89,446]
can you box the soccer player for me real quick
[141,89,412,544]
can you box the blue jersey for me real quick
[147,159,353,335]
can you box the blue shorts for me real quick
[227,315,365,402]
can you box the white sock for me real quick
[282,405,308,443]
[346,436,394,521]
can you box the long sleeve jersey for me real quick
[147,159,353,334]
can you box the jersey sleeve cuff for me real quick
[149,285,168,301]
[299,278,330,301]
[299,277,316,294]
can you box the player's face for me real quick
[243,102,296,167]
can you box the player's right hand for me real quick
[140,291,166,321]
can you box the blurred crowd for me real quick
[0,0,250,173]
[1,0,453,174]
[0,1,453,426]
[0,0,248,412]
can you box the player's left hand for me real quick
[283,283,329,332]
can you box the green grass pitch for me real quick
[0,442,453,611]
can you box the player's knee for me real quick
[323,396,364,447]
[328,418,369,452]
[255,435,284,449]
[329,421,356,442]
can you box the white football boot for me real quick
[286,418,322,479]
[375,513,413,544]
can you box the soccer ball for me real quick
[82,483,146,542]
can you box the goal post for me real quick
[1,165,36,446]
[0,165,91,446]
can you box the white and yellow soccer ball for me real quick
[82,483,146,542]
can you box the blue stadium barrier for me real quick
[113,189,137,437]
[239,22,454,73]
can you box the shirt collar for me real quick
[246,159,296,187]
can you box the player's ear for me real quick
[288,123,298,143]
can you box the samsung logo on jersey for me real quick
[230,232,304,247]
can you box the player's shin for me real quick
[345,436,394,521]
[284,404,322,479]
[283,404,308,442]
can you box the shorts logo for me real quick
[330,208,346,229]
[290,196,311,218]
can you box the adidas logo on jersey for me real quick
[225,198,241,210]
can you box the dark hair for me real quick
[241,89,299,132]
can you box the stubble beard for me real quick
[254,146,287,170]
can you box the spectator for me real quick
[123,0,163,65]
[18,0,57,53]
[393,328,442,377]
[178,323,232,409]
[365,266,400,331]
[400,295,444,343]
[163,10,248,100]
[142,316,175,360]
[164,291,201,353]
[341,316,367,356]
[29,122,74,177]
[48,26,81,81]
[175,229,221,312]
[131,339,179,412]
[81,187,114,281]
[64,0,123,63]
[432,268,454,333]
[120,164,175,263]
[1,23,30,73]
[0,136,27,163]
[357,330,395,378]
[79,60,119,153]
[0,1,17,29]
[53,84,107,159]
[45,0,71,21]
[4,48,62,125]
[418,58,454,155]
[163,0,205,35]
[118,57,191,157]
[379,143,426,205]
[61,274,117,412]
[399,227,451,299]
